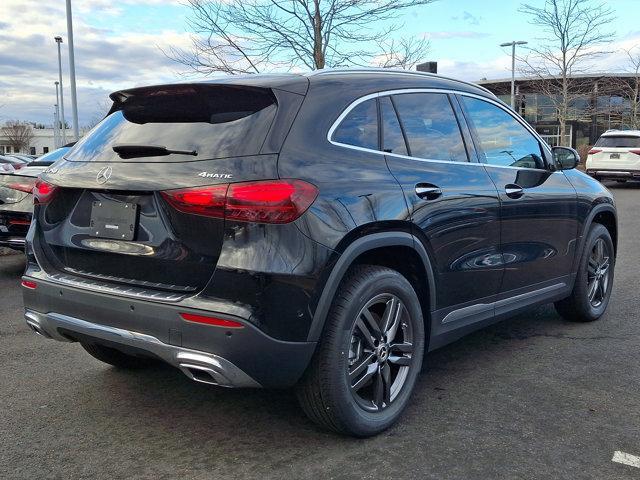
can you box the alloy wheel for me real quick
[347,293,414,412]
[587,238,611,308]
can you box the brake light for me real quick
[8,179,36,194]
[180,312,244,329]
[630,150,640,156]
[588,149,602,155]
[161,179,318,224]
[33,180,58,205]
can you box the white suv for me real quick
[586,130,640,182]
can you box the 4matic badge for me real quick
[198,172,233,179]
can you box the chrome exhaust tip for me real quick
[25,313,52,339]
[179,363,229,386]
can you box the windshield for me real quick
[595,135,640,148]
[66,85,278,163]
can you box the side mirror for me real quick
[552,146,580,170]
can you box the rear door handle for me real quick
[415,183,442,200]
[505,184,524,199]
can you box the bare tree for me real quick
[166,0,436,75]
[85,99,112,130]
[2,121,34,153]
[373,37,430,69]
[518,0,615,145]
[606,46,640,129]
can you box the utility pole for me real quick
[500,40,528,110]
[54,36,67,144]
[65,0,80,140]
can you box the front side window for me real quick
[332,98,378,150]
[461,96,544,169]
[392,93,468,162]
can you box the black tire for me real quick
[81,342,154,369]
[297,265,425,437]
[555,223,614,322]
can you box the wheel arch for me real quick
[306,231,436,342]
[580,204,618,259]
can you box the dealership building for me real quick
[478,73,639,148]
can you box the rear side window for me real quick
[66,85,277,162]
[392,93,468,162]
[380,97,408,156]
[332,99,378,150]
[595,136,640,148]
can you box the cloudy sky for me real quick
[2,0,640,127]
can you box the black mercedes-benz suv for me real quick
[22,69,617,437]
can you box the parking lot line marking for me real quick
[612,451,640,468]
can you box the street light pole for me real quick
[500,40,528,110]
[54,104,60,149]
[65,0,80,141]
[54,81,61,148]
[54,36,66,144]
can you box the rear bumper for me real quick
[586,169,640,180]
[0,237,26,251]
[22,277,317,388]
[25,309,261,388]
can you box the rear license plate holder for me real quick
[610,153,620,159]
[90,200,138,241]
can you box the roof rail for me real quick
[306,67,495,96]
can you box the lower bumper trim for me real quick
[24,309,262,388]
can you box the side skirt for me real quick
[428,275,575,352]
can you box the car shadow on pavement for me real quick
[602,180,640,190]
[68,302,576,443]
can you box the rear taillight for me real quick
[8,179,36,194]
[630,150,640,156]
[33,180,58,205]
[161,179,318,224]
[589,149,602,155]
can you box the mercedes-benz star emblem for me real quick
[96,166,113,184]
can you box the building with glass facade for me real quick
[478,74,639,148]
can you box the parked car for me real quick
[0,144,74,251]
[8,154,36,164]
[0,154,28,171]
[586,130,640,182]
[21,70,617,437]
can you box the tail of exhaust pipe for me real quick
[26,319,52,338]
[179,363,231,386]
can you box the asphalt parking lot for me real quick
[1,181,639,480]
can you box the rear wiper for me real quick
[112,144,197,159]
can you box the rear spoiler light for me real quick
[161,179,318,224]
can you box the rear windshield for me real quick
[30,147,70,166]
[66,85,277,162]
[595,135,640,148]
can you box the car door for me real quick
[382,92,503,333]
[457,94,578,305]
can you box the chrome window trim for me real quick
[327,88,557,173]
